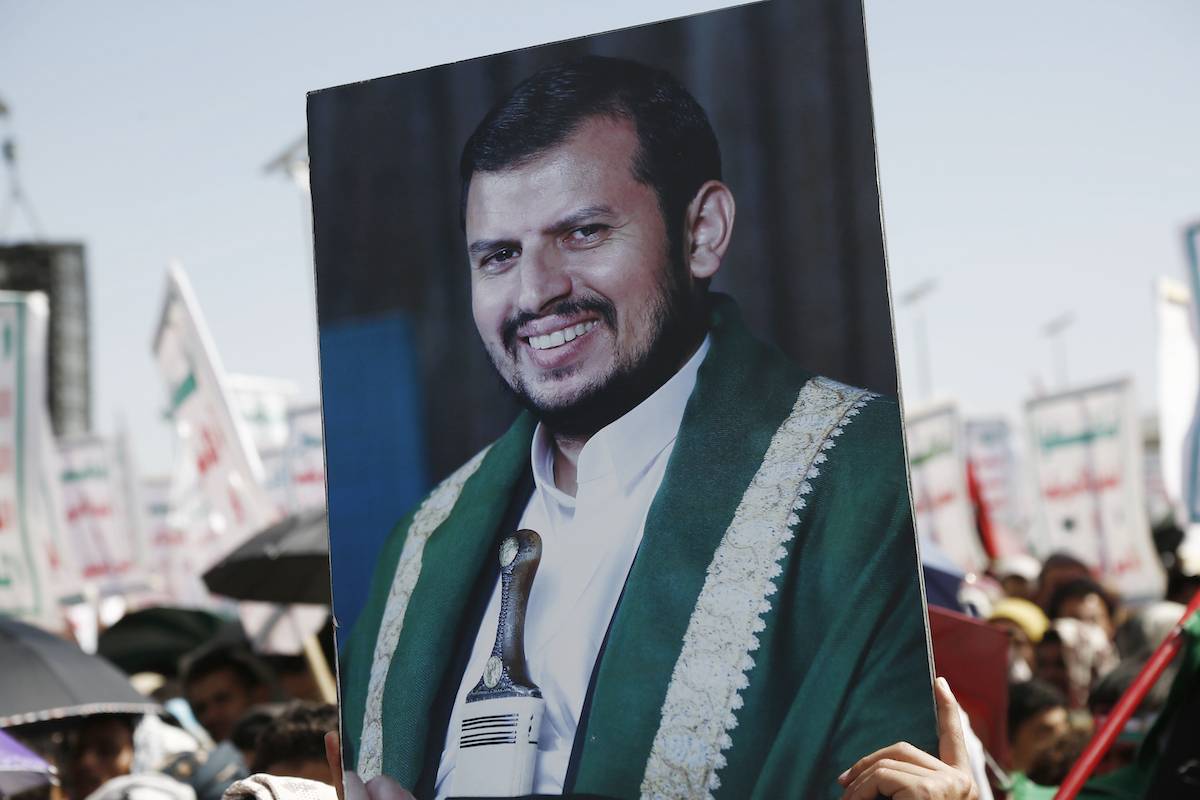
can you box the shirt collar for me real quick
[531,334,711,499]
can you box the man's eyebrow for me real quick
[467,237,519,259]
[546,205,616,234]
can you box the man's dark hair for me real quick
[250,701,339,773]
[231,704,282,751]
[1038,552,1090,581]
[1047,577,1117,621]
[459,55,722,265]
[1008,678,1067,744]
[179,643,266,692]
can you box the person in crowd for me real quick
[1033,552,1092,613]
[180,645,272,744]
[1007,679,1070,776]
[1035,618,1118,709]
[228,705,282,775]
[1113,600,1185,659]
[1022,723,1091,788]
[989,597,1049,682]
[1047,577,1118,640]
[337,53,972,800]
[160,743,249,800]
[991,554,1041,601]
[66,715,137,800]
[250,702,338,785]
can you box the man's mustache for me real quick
[501,297,617,355]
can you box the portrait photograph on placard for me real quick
[308,1,940,797]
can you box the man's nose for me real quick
[517,245,571,314]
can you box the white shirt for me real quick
[436,336,711,798]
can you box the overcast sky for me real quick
[1,0,1197,475]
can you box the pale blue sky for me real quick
[1,0,1197,475]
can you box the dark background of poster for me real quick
[309,0,897,641]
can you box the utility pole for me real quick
[0,98,46,241]
[901,278,938,403]
[1042,312,1074,390]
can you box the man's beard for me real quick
[488,264,704,438]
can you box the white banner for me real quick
[1157,277,1198,523]
[57,435,142,595]
[0,293,69,627]
[906,402,988,573]
[31,413,82,607]
[285,404,326,513]
[1025,379,1165,599]
[227,374,299,456]
[965,418,1029,557]
[152,263,278,571]
[135,475,208,606]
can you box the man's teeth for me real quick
[528,320,598,351]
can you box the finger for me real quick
[935,676,971,771]
[343,771,369,800]
[840,764,927,800]
[837,741,943,786]
[364,774,416,800]
[325,731,344,800]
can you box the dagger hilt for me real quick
[467,528,542,701]
[452,530,545,798]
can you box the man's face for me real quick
[465,115,698,435]
[69,716,135,800]
[186,667,256,743]
[1010,705,1069,772]
[1058,592,1114,638]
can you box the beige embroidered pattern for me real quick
[356,446,491,780]
[639,377,873,800]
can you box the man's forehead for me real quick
[464,116,643,236]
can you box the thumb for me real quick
[935,676,971,770]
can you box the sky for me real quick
[0,0,1197,476]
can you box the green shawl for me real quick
[340,297,937,799]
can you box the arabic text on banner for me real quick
[906,402,989,573]
[1025,379,1165,600]
[965,418,1030,557]
[153,264,279,572]
[0,293,72,627]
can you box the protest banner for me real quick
[1185,223,1200,523]
[1157,276,1198,524]
[152,263,279,570]
[226,374,299,455]
[0,292,71,628]
[1025,379,1165,599]
[906,402,989,572]
[30,414,82,607]
[966,418,1029,557]
[56,434,142,596]
[284,403,325,513]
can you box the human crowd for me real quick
[977,521,1199,791]
[5,632,344,800]
[4,522,1198,800]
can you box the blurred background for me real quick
[0,1,1198,798]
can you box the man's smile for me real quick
[526,320,599,351]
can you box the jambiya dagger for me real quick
[449,529,545,798]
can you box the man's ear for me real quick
[683,180,736,282]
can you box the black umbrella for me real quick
[97,607,243,677]
[0,616,160,727]
[201,509,331,605]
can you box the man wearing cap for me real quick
[337,57,975,800]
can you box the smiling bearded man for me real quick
[337,56,950,800]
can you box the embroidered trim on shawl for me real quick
[639,377,874,800]
[356,446,491,780]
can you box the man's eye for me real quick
[568,225,605,242]
[482,247,518,268]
